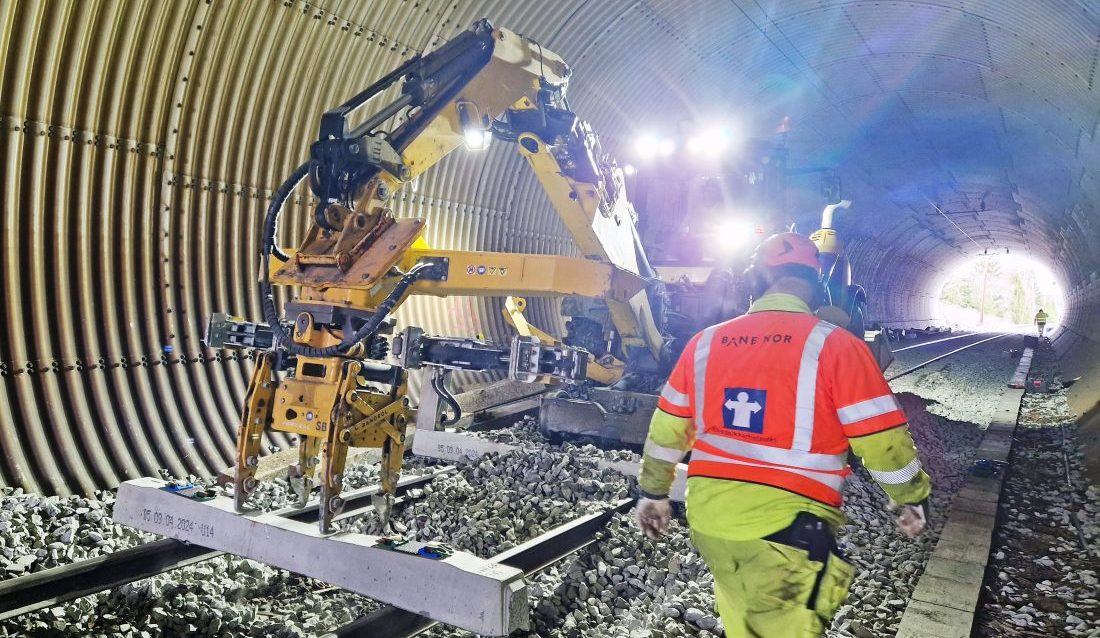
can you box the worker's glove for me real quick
[636,496,671,540]
[888,499,928,537]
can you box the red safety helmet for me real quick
[751,232,821,270]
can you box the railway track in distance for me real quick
[887,332,1016,382]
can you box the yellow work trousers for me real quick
[691,530,855,638]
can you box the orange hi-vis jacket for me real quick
[656,309,908,507]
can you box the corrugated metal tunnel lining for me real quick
[1,0,1097,495]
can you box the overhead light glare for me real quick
[687,125,734,158]
[716,216,757,254]
[686,135,707,155]
[633,133,661,159]
[463,127,492,151]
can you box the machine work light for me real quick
[716,217,758,254]
[633,133,660,158]
[457,101,492,151]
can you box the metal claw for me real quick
[233,475,256,513]
[290,474,313,507]
[318,483,341,535]
[232,481,248,513]
[372,492,395,529]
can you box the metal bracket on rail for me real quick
[162,480,217,502]
[375,536,455,560]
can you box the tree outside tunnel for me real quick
[937,255,1064,329]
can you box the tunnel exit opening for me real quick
[934,254,1065,333]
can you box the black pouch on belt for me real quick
[762,511,847,612]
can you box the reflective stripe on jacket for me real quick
[666,303,906,507]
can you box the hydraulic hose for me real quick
[259,162,433,358]
[432,371,462,426]
[263,163,308,262]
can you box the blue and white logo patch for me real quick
[722,387,766,433]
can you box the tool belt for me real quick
[763,511,849,614]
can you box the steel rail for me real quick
[328,498,636,638]
[892,331,982,352]
[467,390,546,420]
[886,333,1014,382]
[0,468,454,621]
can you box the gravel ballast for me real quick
[5,333,1077,638]
[0,461,401,638]
[887,333,1022,426]
[974,344,1100,637]
[0,489,153,581]
[419,393,983,638]
[1,396,980,638]
[0,443,629,638]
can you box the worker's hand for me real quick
[636,497,671,539]
[888,499,928,537]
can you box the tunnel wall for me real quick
[2,0,1097,496]
[0,0,571,495]
[1054,277,1100,482]
[1054,278,1100,375]
[0,0,670,495]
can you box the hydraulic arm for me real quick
[220,19,667,532]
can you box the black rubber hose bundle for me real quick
[262,163,308,263]
[259,163,432,358]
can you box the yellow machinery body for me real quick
[227,20,668,532]
[219,19,888,535]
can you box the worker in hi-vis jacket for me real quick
[1034,308,1048,336]
[636,232,932,638]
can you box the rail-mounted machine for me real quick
[204,19,673,535]
[124,17,889,538]
[110,19,894,634]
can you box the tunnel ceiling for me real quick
[1,0,1097,495]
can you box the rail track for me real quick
[1,329,1030,636]
[0,468,455,621]
[0,464,634,637]
[886,331,1016,382]
[891,330,982,352]
[328,499,634,638]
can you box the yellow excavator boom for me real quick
[223,19,669,533]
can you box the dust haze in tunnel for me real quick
[0,0,1097,495]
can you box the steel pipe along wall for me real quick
[2,0,1098,495]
